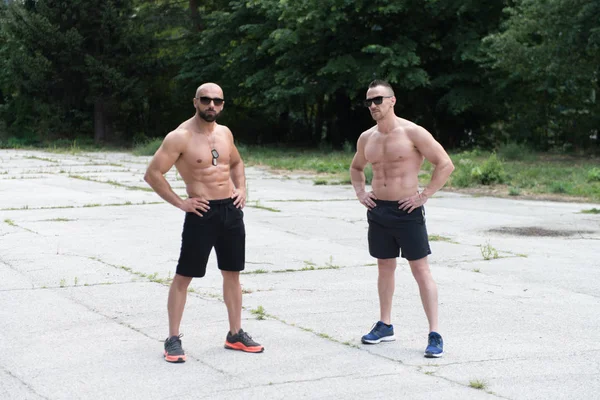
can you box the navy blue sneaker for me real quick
[424,331,443,358]
[361,321,395,344]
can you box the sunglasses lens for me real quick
[199,97,224,106]
[364,97,385,107]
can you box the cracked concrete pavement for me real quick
[1,149,599,400]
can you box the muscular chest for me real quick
[365,134,419,164]
[179,134,228,169]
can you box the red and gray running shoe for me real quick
[164,334,186,363]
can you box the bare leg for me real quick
[377,258,397,325]
[168,274,193,337]
[408,256,439,332]
[222,270,242,334]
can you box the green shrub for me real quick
[450,154,506,186]
[497,142,536,161]
[549,182,569,193]
[133,138,162,156]
[588,168,600,182]
[508,187,521,196]
[342,140,354,153]
[477,153,506,185]
[451,159,477,187]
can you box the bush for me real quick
[588,168,600,182]
[549,182,569,193]
[477,153,506,185]
[450,154,506,187]
[497,142,536,161]
[451,158,477,187]
[133,138,162,156]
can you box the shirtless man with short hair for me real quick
[144,82,263,363]
[350,79,454,358]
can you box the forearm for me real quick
[230,162,246,190]
[350,167,367,195]
[144,171,184,209]
[421,161,455,198]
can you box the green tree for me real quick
[484,0,600,150]
[180,0,506,148]
[1,0,164,144]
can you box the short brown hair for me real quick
[368,79,394,96]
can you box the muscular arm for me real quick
[350,132,377,208]
[409,126,455,198]
[350,134,368,195]
[228,129,246,208]
[144,131,186,209]
[229,136,246,190]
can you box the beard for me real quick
[370,107,388,121]
[198,108,222,122]
[370,110,383,121]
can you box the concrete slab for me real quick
[1,149,599,399]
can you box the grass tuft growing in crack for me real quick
[480,242,499,260]
[251,305,267,320]
[429,234,458,244]
[243,258,341,275]
[469,379,487,390]
[246,200,280,212]
[581,208,600,214]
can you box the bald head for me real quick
[193,82,225,122]
[196,83,224,99]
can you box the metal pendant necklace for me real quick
[209,134,219,166]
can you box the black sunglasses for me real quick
[211,149,219,166]
[197,96,224,106]
[364,95,393,107]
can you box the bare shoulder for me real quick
[358,125,377,142]
[218,124,234,140]
[402,121,435,143]
[165,127,191,140]
[162,127,191,152]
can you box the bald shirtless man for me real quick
[350,79,454,358]
[144,83,264,363]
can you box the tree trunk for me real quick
[94,98,112,144]
[189,0,202,32]
[331,90,351,147]
[313,97,324,145]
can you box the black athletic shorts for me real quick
[176,198,245,277]
[367,200,431,261]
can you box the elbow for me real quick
[443,158,455,174]
[448,160,455,173]
[143,171,153,185]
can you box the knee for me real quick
[378,259,396,273]
[414,271,433,287]
[172,274,192,291]
[221,270,240,283]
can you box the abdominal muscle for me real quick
[370,160,421,201]
[177,163,234,200]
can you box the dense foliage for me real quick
[0,0,598,151]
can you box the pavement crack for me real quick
[53,290,229,375]
[210,371,400,396]
[0,364,50,399]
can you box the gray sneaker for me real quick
[164,334,186,363]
